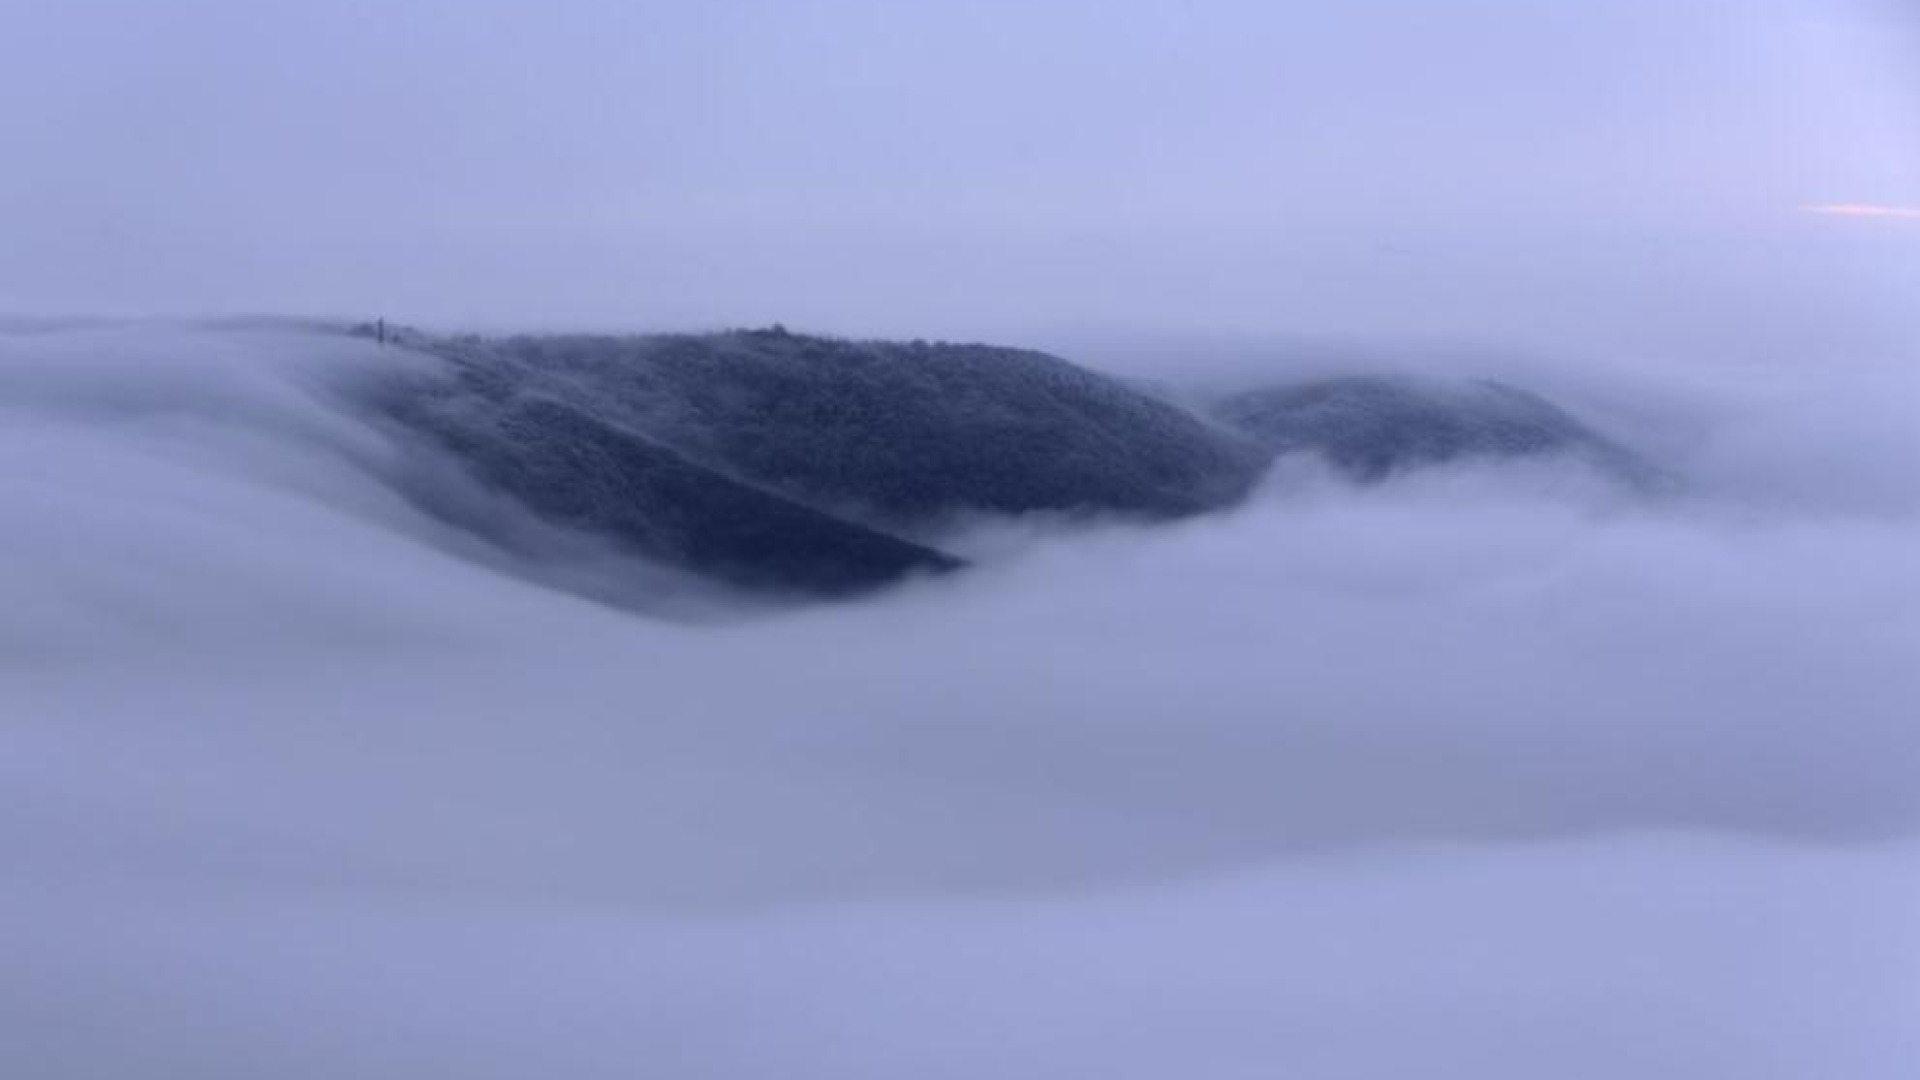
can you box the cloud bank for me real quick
[1,321,1915,1077]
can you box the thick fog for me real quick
[2,317,1917,1077]
[4,0,1919,1076]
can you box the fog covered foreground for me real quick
[2,322,1918,1077]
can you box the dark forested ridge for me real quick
[357,326,1658,598]
[415,328,1271,529]
[394,387,961,595]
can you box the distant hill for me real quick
[430,328,1269,528]
[369,328,1266,595]
[1213,375,1661,486]
[358,328,1662,598]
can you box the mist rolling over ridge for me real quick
[3,315,1917,1076]
[3,0,1919,1076]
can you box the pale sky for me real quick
[2,0,1915,353]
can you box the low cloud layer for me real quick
[2,322,1916,1076]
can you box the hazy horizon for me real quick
[4,0,1917,356]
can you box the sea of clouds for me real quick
[1,321,1916,1078]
